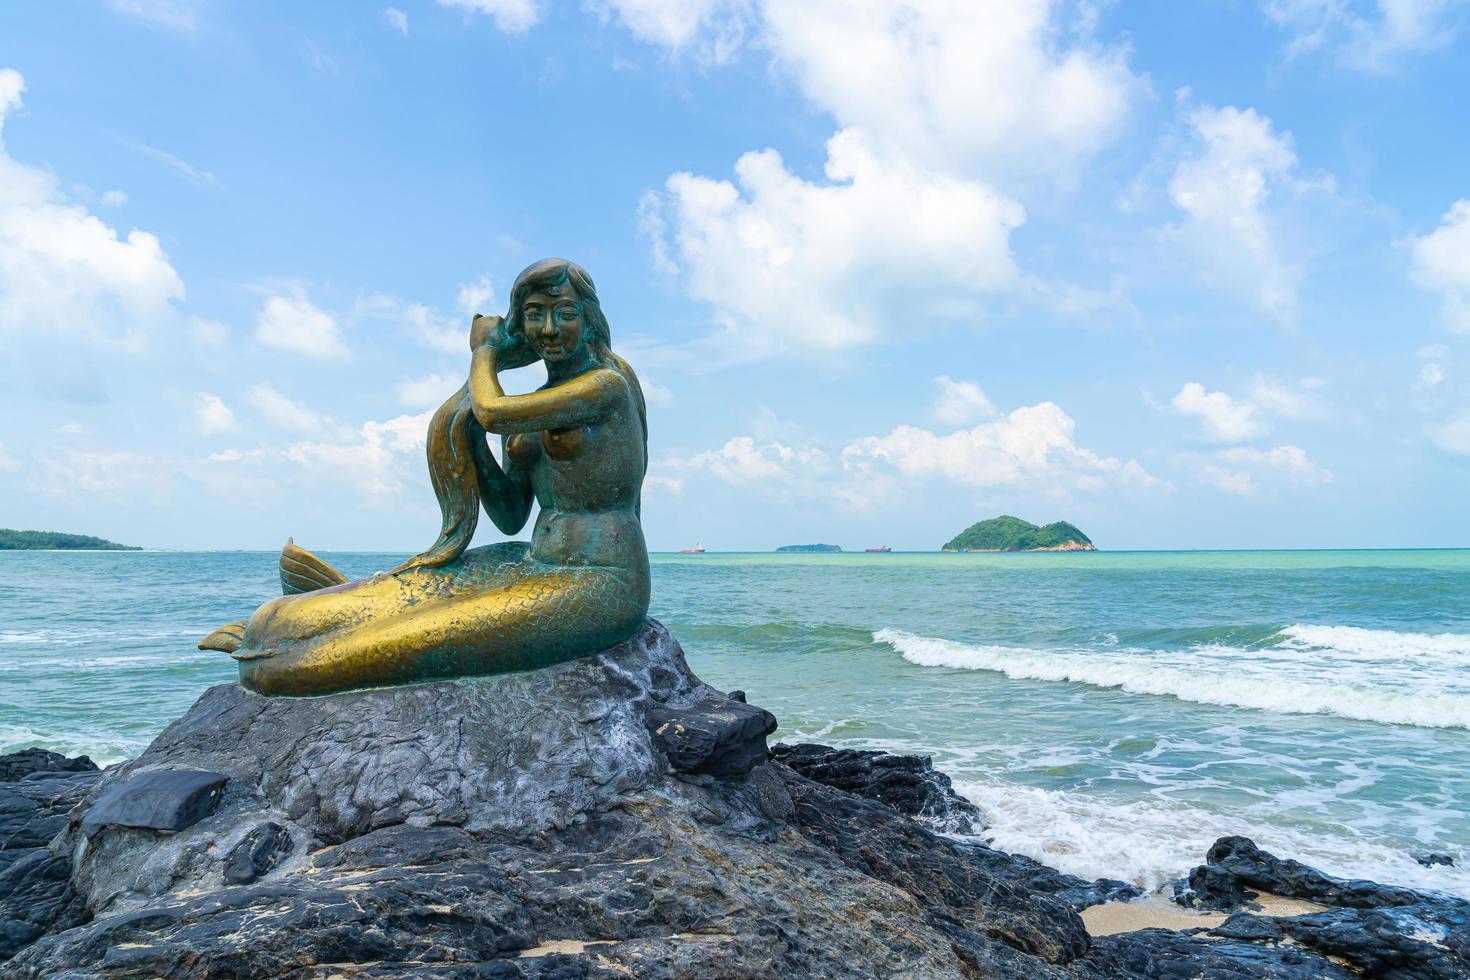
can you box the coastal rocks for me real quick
[770,742,985,834]
[1168,834,1470,978]
[1,618,1107,978]
[4,621,1467,977]
[80,768,229,836]
[0,763,101,959]
[646,698,777,779]
[0,748,97,783]
[1177,834,1461,911]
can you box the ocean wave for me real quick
[0,723,145,768]
[1281,623,1470,659]
[950,777,1470,899]
[874,628,1470,729]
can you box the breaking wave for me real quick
[874,625,1470,729]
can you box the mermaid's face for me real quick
[521,286,584,363]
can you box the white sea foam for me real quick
[0,724,144,768]
[874,628,1470,729]
[1281,623,1470,659]
[950,777,1470,899]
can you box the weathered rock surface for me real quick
[770,741,985,834]
[1,621,1464,977]
[0,748,97,784]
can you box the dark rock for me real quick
[0,748,97,783]
[1416,851,1455,867]
[646,698,777,779]
[80,768,229,835]
[728,689,746,702]
[0,756,101,957]
[1179,834,1467,912]
[0,849,90,961]
[953,839,1143,910]
[771,742,985,835]
[1084,928,1358,978]
[1211,911,1284,941]
[222,822,293,884]
[1174,861,1260,911]
[1276,904,1470,979]
[7,626,1466,978]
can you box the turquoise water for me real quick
[2,549,1467,898]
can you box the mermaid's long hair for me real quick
[396,259,647,572]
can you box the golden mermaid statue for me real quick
[200,259,650,696]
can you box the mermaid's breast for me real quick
[541,424,589,460]
[506,433,541,467]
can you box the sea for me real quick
[2,549,1467,900]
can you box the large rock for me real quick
[3,621,1461,977]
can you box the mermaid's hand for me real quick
[469,314,503,351]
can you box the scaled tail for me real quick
[280,537,349,595]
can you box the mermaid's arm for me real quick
[471,430,533,534]
[470,349,626,434]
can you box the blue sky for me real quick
[2,0,1469,551]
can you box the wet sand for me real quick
[1081,892,1329,937]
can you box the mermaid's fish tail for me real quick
[280,537,348,595]
[198,620,247,653]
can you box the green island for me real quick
[776,543,843,553]
[941,516,1095,553]
[0,529,141,551]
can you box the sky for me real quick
[1,0,1469,552]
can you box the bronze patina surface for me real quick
[201,259,651,696]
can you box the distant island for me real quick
[776,543,843,553]
[942,516,1095,552]
[0,529,141,551]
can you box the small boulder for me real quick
[646,698,777,779]
[0,749,97,784]
[1414,852,1455,868]
[80,769,228,836]
[223,822,293,884]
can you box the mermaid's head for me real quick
[502,258,612,365]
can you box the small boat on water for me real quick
[864,546,892,553]
[679,543,706,554]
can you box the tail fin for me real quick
[280,537,348,595]
[199,620,247,653]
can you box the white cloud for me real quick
[437,0,540,33]
[1171,383,1264,442]
[932,375,997,426]
[100,190,127,207]
[1264,0,1465,71]
[194,393,239,434]
[108,0,201,30]
[593,0,750,64]
[122,139,220,188]
[1247,374,1328,420]
[255,290,347,360]
[395,372,463,408]
[456,275,496,316]
[1164,102,1331,324]
[384,6,410,34]
[1409,199,1470,332]
[280,411,432,504]
[1421,362,1445,387]
[758,0,1140,185]
[844,401,1157,493]
[1198,444,1332,494]
[688,435,824,483]
[246,384,348,439]
[0,69,186,348]
[1433,410,1470,453]
[647,128,1024,354]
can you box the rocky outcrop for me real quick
[770,742,985,834]
[0,756,101,959]
[1,621,1464,977]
